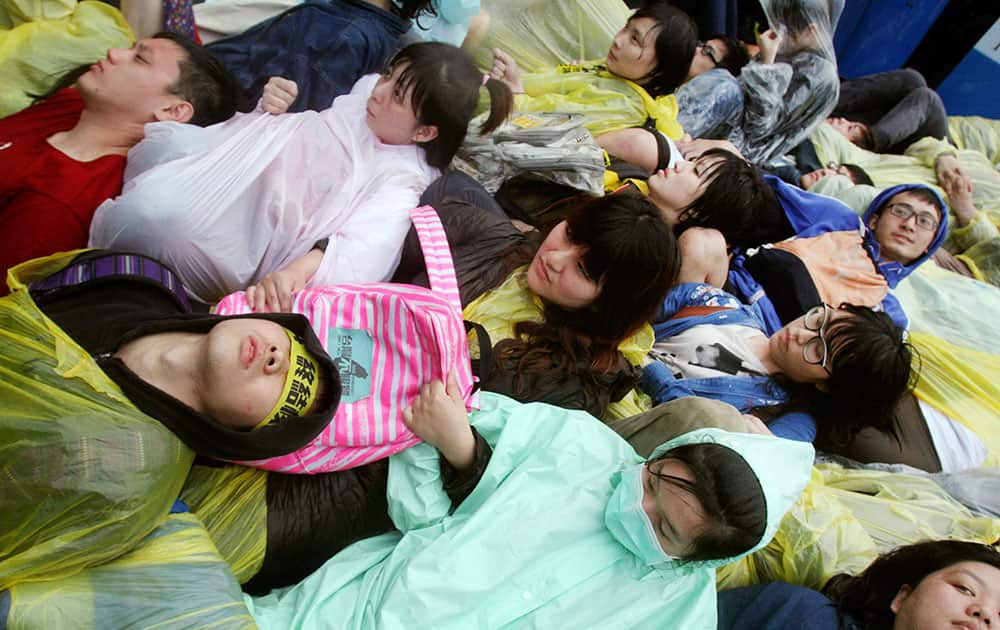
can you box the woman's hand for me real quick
[756,29,782,65]
[261,76,299,115]
[403,372,475,471]
[490,48,524,94]
[940,163,976,226]
[245,248,323,312]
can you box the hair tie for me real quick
[482,73,490,86]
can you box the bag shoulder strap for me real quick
[409,205,462,313]
[29,251,192,312]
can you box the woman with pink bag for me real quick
[89,42,513,304]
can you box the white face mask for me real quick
[603,464,681,565]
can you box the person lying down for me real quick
[244,392,813,628]
[89,41,512,304]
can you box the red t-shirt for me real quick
[0,89,126,294]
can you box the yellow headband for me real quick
[253,330,321,431]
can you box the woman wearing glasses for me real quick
[640,282,914,459]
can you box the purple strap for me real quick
[30,253,192,311]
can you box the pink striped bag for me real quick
[214,206,479,473]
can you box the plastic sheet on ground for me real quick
[0,0,133,117]
[0,251,194,591]
[4,513,257,629]
[718,463,1000,591]
[181,464,269,584]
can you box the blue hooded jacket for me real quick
[861,184,949,289]
[728,178,948,333]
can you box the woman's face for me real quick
[366,63,437,145]
[641,458,710,557]
[197,318,293,430]
[890,561,1000,630]
[606,17,661,83]
[768,305,849,384]
[646,157,717,226]
[526,220,602,309]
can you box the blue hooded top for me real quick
[861,183,949,289]
[728,178,948,333]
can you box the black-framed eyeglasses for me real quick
[698,41,720,66]
[802,303,832,372]
[885,202,939,232]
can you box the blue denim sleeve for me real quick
[641,361,696,406]
[767,412,817,443]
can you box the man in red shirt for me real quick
[0,32,243,294]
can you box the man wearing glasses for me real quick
[867,187,945,267]
[715,183,949,335]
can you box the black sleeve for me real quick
[439,427,493,510]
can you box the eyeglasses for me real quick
[802,303,832,372]
[698,42,720,66]
[885,202,939,232]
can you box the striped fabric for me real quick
[214,206,478,473]
[29,252,192,311]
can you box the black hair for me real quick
[393,0,434,20]
[649,443,767,561]
[752,305,915,446]
[627,3,698,96]
[32,32,246,126]
[672,148,784,250]
[824,540,1000,630]
[707,33,750,76]
[493,191,679,410]
[878,187,944,223]
[386,42,513,169]
[152,32,247,126]
[852,122,876,151]
[842,163,874,187]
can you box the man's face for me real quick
[869,191,941,264]
[687,38,727,80]
[198,318,294,430]
[77,38,192,123]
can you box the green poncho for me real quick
[246,394,814,628]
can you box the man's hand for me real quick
[403,372,475,471]
[940,164,976,227]
[261,77,299,115]
[935,153,971,193]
